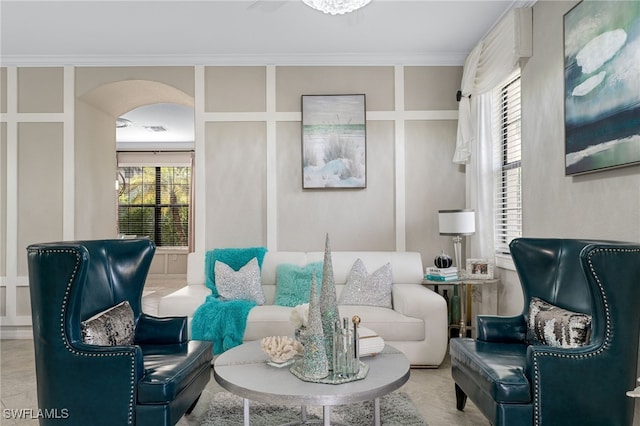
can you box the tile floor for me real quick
[1,278,488,426]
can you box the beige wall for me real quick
[2,6,637,338]
[405,120,465,258]
[200,65,463,255]
[74,99,118,239]
[205,121,267,248]
[1,64,464,336]
[149,250,189,275]
[205,66,266,112]
[18,68,64,113]
[17,123,64,276]
[274,66,398,251]
[516,4,640,421]
[278,119,397,251]
[1,67,8,113]
[498,0,640,317]
[276,67,395,111]
[75,66,196,99]
[1,69,6,277]
[74,66,197,241]
[1,122,6,277]
[1,68,66,333]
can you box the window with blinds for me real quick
[494,71,522,255]
[117,152,193,248]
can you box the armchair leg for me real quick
[455,384,467,411]
[186,395,201,415]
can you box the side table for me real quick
[423,278,499,338]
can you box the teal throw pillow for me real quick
[274,262,323,307]
[205,247,268,297]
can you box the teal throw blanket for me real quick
[191,295,256,354]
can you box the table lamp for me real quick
[438,209,476,275]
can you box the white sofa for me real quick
[157,251,448,367]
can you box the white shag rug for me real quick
[199,391,427,426]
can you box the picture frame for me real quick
[466,259,494,280]
[563,1,640,175]
[301,94,366,189]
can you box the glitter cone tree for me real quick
[300,273,328,379]
[320,233,339,370]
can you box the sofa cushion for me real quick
[81,301,135,346]
[526,297,592,348]
[274,262,323,307]
[205,247,268,297]
[338,305,424,341]
[244,304,425,342]
[244,305,298,340]
[450,338,531,404]
[157,285,211,319]
[215,258,265,305]
[339,258,392,308]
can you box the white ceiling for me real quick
[1,0,528,146]
[1,0,525,66]
[116,103,195,148]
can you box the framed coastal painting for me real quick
[301,94,366,189]
[563,1,640,175]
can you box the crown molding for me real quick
[0,51,468,67]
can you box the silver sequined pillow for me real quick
[339,259,393,308]
[81,301,135,346]
[526,297,592,348]
[215,257,265,305]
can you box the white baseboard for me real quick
[147,273,186,280]
[1,327,33,340]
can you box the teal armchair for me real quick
[27,239,213,426]
[450,238,640,425]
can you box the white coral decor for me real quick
[260,336,303,364]
[290,303,310,329]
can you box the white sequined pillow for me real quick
[215,257,265,305]
[339,259,393,308]
[81,301,135,346]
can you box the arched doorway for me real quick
[116,103,195,250]
[75,79,195,248]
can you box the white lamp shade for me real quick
[438,210,476,236]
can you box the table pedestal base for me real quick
[241,397,381,425]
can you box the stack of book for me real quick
[425,266,459,282]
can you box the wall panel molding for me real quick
[1,64,460,338]
[0,66,70,336]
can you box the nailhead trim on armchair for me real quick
[531,247,638,426]
[29,247,138,425]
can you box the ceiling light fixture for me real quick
[116,118,132,129]
[301,0,371,15]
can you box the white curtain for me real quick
[454,8,532,259]
[466,93,496,259]
[453,7,532,166]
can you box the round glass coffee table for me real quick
[214,340,410,426]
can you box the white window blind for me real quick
[116,151,194,249]
[494,71,522,255]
